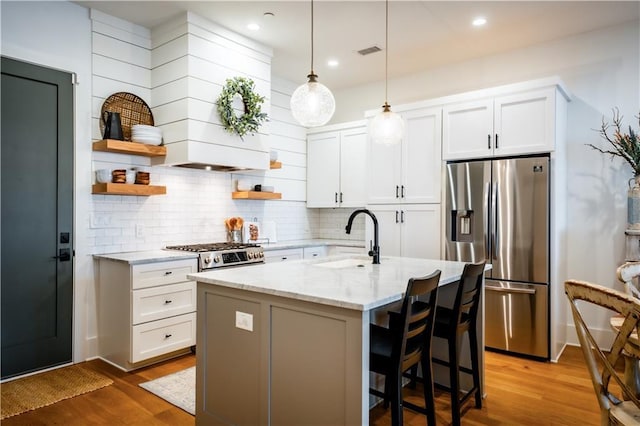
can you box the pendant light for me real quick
[369,0,404,145]
[290,0,336,127]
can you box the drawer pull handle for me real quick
[164,300,173,304]
[165,334,172,339]
[164,271,173,275]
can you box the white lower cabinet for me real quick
[367,204,441,259]
[328,245,366,256]
[303,246,328,259]
[264,248,303,262]
[97,257,197,371]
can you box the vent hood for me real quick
[148,12,274,173]
[154,139,270,172]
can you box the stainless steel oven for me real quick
[165,242,264,271]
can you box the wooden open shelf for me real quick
[270,161,282,169]
[232,191,282,200]
[92,139,166,157]
[92,183,166,196]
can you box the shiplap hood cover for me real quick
[150,12,272,172]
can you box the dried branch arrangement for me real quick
[587,108,640,175]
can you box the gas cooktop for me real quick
[165,242,264,270]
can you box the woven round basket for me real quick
[100,92,154,141]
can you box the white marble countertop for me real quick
[92,239,365,264]
[189,255,478,311]
[93,250,198,264]
[259,239,365,251]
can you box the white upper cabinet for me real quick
[368,106,442,205]
[443,87,560,160]
[307,122,367,208]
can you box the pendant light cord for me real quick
[310,0,315,74]
[385,0,389,104]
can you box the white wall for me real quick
[1,0,93,362]
[334,20,640,348]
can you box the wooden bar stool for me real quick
[431,261,485,426]
[369,270,441,426]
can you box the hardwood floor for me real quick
[2,346,600,425]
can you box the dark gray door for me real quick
[1,57,74,379]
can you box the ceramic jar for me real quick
[628,175,640,229]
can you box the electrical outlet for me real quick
[235,311,253,332]
[136,224,144,238]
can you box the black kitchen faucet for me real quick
[345,209,380,264]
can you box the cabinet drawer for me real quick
[132,281,196,325]
[264,248,303,262]
[131,258,197,290]
[303,246,327,259]
[131,313,196,363]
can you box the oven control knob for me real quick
[203,256,212,265]
[248,252,254,259]
[259,251,264,258]
[213,256,221,263]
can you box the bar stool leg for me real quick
[390,373,403,426]
[421,357,436,426]
[469,328,482,408]
[449,334,463,426]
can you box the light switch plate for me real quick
[235,311,253,332]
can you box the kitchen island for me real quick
[189,255,486,425]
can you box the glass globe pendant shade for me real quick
[290,73,336,127]
[370,103,404,145]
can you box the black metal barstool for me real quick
[369,270,441,426]
[431,261,485,426]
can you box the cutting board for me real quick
[260,221,277,243]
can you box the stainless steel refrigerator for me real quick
[444,156,549,359]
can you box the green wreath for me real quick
[216,77,268,138]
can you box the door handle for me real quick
[492,182,499,259]
[486,286,536,295]
[401,185,405,198]
[495,134,499,149]
[487,134,491,149]
[396,185,399,198]
[339,192,343,203]
[52,248,71,262]
[395,210,399,223]
[483,182,490,261]
[400,210,405,223]
[335,192,338,203]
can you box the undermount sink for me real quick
[314,257,370,269]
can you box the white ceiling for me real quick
[74,1,640,90]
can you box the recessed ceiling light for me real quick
[472,17,487,27]
[247,23,260,31]
[327,59,339,68]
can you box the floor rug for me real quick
[139,366,195,415]
[1,364,114,419]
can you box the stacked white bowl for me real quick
[131,124,162,145]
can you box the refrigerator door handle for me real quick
[483,181,491,261]
[493,181,499,257]
[485,286,536,295]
